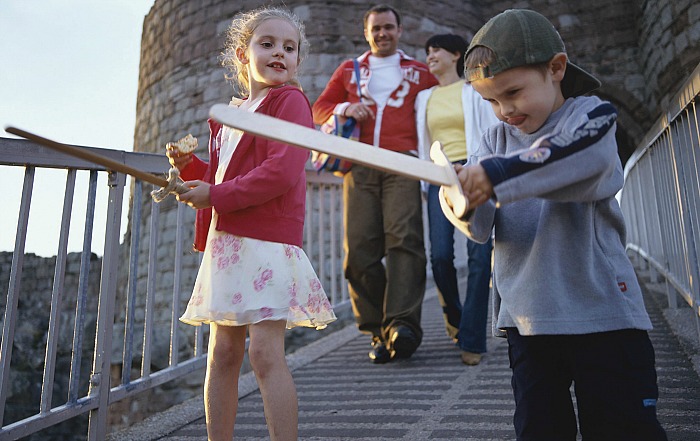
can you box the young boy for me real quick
[441,9,668,440]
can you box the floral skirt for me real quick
[180,221,336,330]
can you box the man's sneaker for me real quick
[389,325,419,359]
[369,338,391,364]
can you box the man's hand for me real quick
[455,163,493,208]
[344,102,374,122]
[177,180,212,209]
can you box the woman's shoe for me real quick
[460,351,482,366]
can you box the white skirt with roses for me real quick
[180,218,336,330]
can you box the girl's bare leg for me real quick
[204,323,247,441]
[248,320,298,441]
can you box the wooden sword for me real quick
[4,126,189,202]
[209,104,468,217]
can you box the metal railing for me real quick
[619,62,700,343]
[0,137,347,440]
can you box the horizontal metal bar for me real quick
[107,357,207,404]
[0,396,97,441]
[0,137,170,174]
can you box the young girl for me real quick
[166,7,336,441]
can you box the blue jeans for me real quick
[427,184,492,353]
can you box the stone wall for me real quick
[134,0,700,162]
[0,252,100,438]
[638,0,700,111]
[0,250,200,438]
[134,0,488,155]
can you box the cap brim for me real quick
[562,62,601,98]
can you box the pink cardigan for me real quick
[180,85,312,251]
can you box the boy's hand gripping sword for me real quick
[208,104,469,218]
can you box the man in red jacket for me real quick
[312,4,438,363]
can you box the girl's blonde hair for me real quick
[221,6,308,96]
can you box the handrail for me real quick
[619,62,700,344]
[0,138,347,439]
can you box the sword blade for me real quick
[4,126,169,188]
[209,103,454,186]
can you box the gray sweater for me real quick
[454,96,652,337]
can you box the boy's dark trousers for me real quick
[506,328,668,441]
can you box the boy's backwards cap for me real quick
[465,9,601,98]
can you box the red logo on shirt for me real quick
[618,282,627,292]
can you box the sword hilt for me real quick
[151,167,190,202]
[429,141,468,218]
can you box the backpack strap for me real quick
[353,58,362,99]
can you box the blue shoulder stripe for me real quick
[481,103,617,186]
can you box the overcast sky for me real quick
[0,0,156,257]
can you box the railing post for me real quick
[0,167,34,424]
[68,170,99,404]
[142,194,160,376]
[87,171,125,440]
[170,203,185,366]
[40,169,76,413]
[677,106,700,317]
[122,180,142,384]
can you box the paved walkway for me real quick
[112,268,700,440]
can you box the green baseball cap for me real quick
[465,9,601,98]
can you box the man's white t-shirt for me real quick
[367,53,402,107]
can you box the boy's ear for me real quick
[236,46,249,64]
[550,53,567,81]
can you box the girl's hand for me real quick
[166,145,193,171]
[177,180,212,209]
[456,164,493,208]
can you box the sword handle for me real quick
[151,167,190,202]
[429,141,468,218]
[172,182,190,195]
